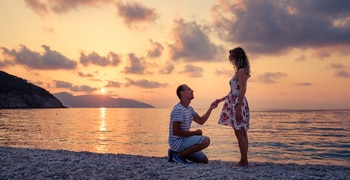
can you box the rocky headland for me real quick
[0,71,65,108]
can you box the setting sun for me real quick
[100,88,106,94]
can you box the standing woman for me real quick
[217,47,251,167]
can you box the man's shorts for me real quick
[176,135,207,162]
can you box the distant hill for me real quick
[0,71,65,108]
[53,92,154,108]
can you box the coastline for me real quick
[1,147,349,179]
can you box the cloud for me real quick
[123,53,146,74]
[125,78,168,89]
[24,0,114,17]
[116,0,158,28]
[178,64,204,78]
[26,0,158,28]
[24,0,50,17]
[109,52,122,66]
[71,85,97,92]
[105,80,122,88]
[1,45,77,70]
[294,82,313,86]
[255,72,287,83]
[335,70,350,78]
[78,72,94,77]
[54,80,97,92]
[0,47,15,67]
[294,55,306,61]
[55,80,73,88]
[168,18,223,62]
[312,50,332,60]
[158,61,175,74]
[329,63,346,69]
[328,63,350,78]
[147,39,164,58]
[80,51,121,67]
[212,0,350,55]
[0,60,13,68]
[82,52,107,66]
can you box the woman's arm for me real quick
[217,96,227,103]
[193,100,218,125]
[236,68,247,121]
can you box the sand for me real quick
[1,147,349,179]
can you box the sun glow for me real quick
[100,88,106,94]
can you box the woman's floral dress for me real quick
[218,76,250,131]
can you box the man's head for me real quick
[176,84,194,100]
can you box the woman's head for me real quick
[229,47,251,77]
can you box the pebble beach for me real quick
[1,147,349,180]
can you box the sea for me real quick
[0,108,349,166]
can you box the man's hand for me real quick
[194,129,202,135]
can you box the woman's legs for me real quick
[234,129,248,166]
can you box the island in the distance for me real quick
[53,92,154,108]
[0,71,154,108]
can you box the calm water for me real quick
[0,108,349,166]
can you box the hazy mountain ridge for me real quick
[0,71,65,108]
[53,92,154,108]
[0,71,154,108]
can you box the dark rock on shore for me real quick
[0,71,65,108]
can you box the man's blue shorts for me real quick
[176,135,207,162]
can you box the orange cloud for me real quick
[116,0,158,28]
[25,0,114,17]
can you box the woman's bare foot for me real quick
[233,161,249,167]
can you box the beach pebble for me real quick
[0,147,349,179]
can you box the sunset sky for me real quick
[1,0,350,109]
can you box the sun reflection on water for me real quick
[95,108,107,152]
[99,108,107,132]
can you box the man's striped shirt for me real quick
[168,102,197,151]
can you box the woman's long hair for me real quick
[229,47,251,78]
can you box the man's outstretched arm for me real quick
[193,100,219,125]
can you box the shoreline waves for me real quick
[1,147,349,179]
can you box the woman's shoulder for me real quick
[237,68,246,75]
[236,68,249,80]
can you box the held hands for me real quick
[209,96,227,109]
[209,100,219,109]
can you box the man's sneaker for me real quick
[168,149,175,162]
[173,154,190,164]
